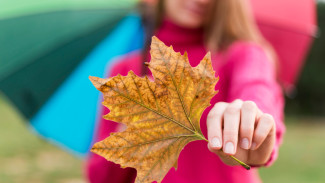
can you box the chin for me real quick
[179,19,203,29]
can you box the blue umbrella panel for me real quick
[30,14,144,156]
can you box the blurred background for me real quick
[0,0,325,182]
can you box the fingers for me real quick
[207,99,275,158]
[207,102,228,150]
[251,113,275,150]
[239,101,257,150]
[223,99,243,155]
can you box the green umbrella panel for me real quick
[0,0,137,119]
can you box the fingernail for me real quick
[251,142,257,150]
[211,137,221,148]
[241,138,249,149]
[224,142,235,154]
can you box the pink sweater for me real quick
[86,19,285,183]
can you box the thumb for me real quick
[207,143,238,166]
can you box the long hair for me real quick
[139,0,277,75]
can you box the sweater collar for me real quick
[154,18,205,48]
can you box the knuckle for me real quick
[223,129,238,137]
[207,111,220,121]
[233,99,243,103]
[242,101,257,112]
[240,127,254,135]
[253,131,264,141]
[213,102,227,108]
[261,113,275,126]
[225,106,240,115]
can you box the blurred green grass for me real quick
[259,117,325,183]
[0,96,85,183]
[1,95,325,183]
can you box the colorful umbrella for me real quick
[0,0,136,119]
[251,0,317,93]
[0,0,143,156]
[28,15,144,156]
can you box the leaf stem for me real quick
[229,155,251,170]
[195,133,251,170]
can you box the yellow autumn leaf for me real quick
[89,36,243,183]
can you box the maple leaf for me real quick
[89,36,248,183]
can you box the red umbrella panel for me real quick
[250,0,317,93]
[142,0,317,93]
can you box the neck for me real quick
[154,18,205,50]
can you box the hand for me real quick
[207,99,276,167]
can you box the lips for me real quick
[185,3,206,17]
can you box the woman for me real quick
[87,0,285,182]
